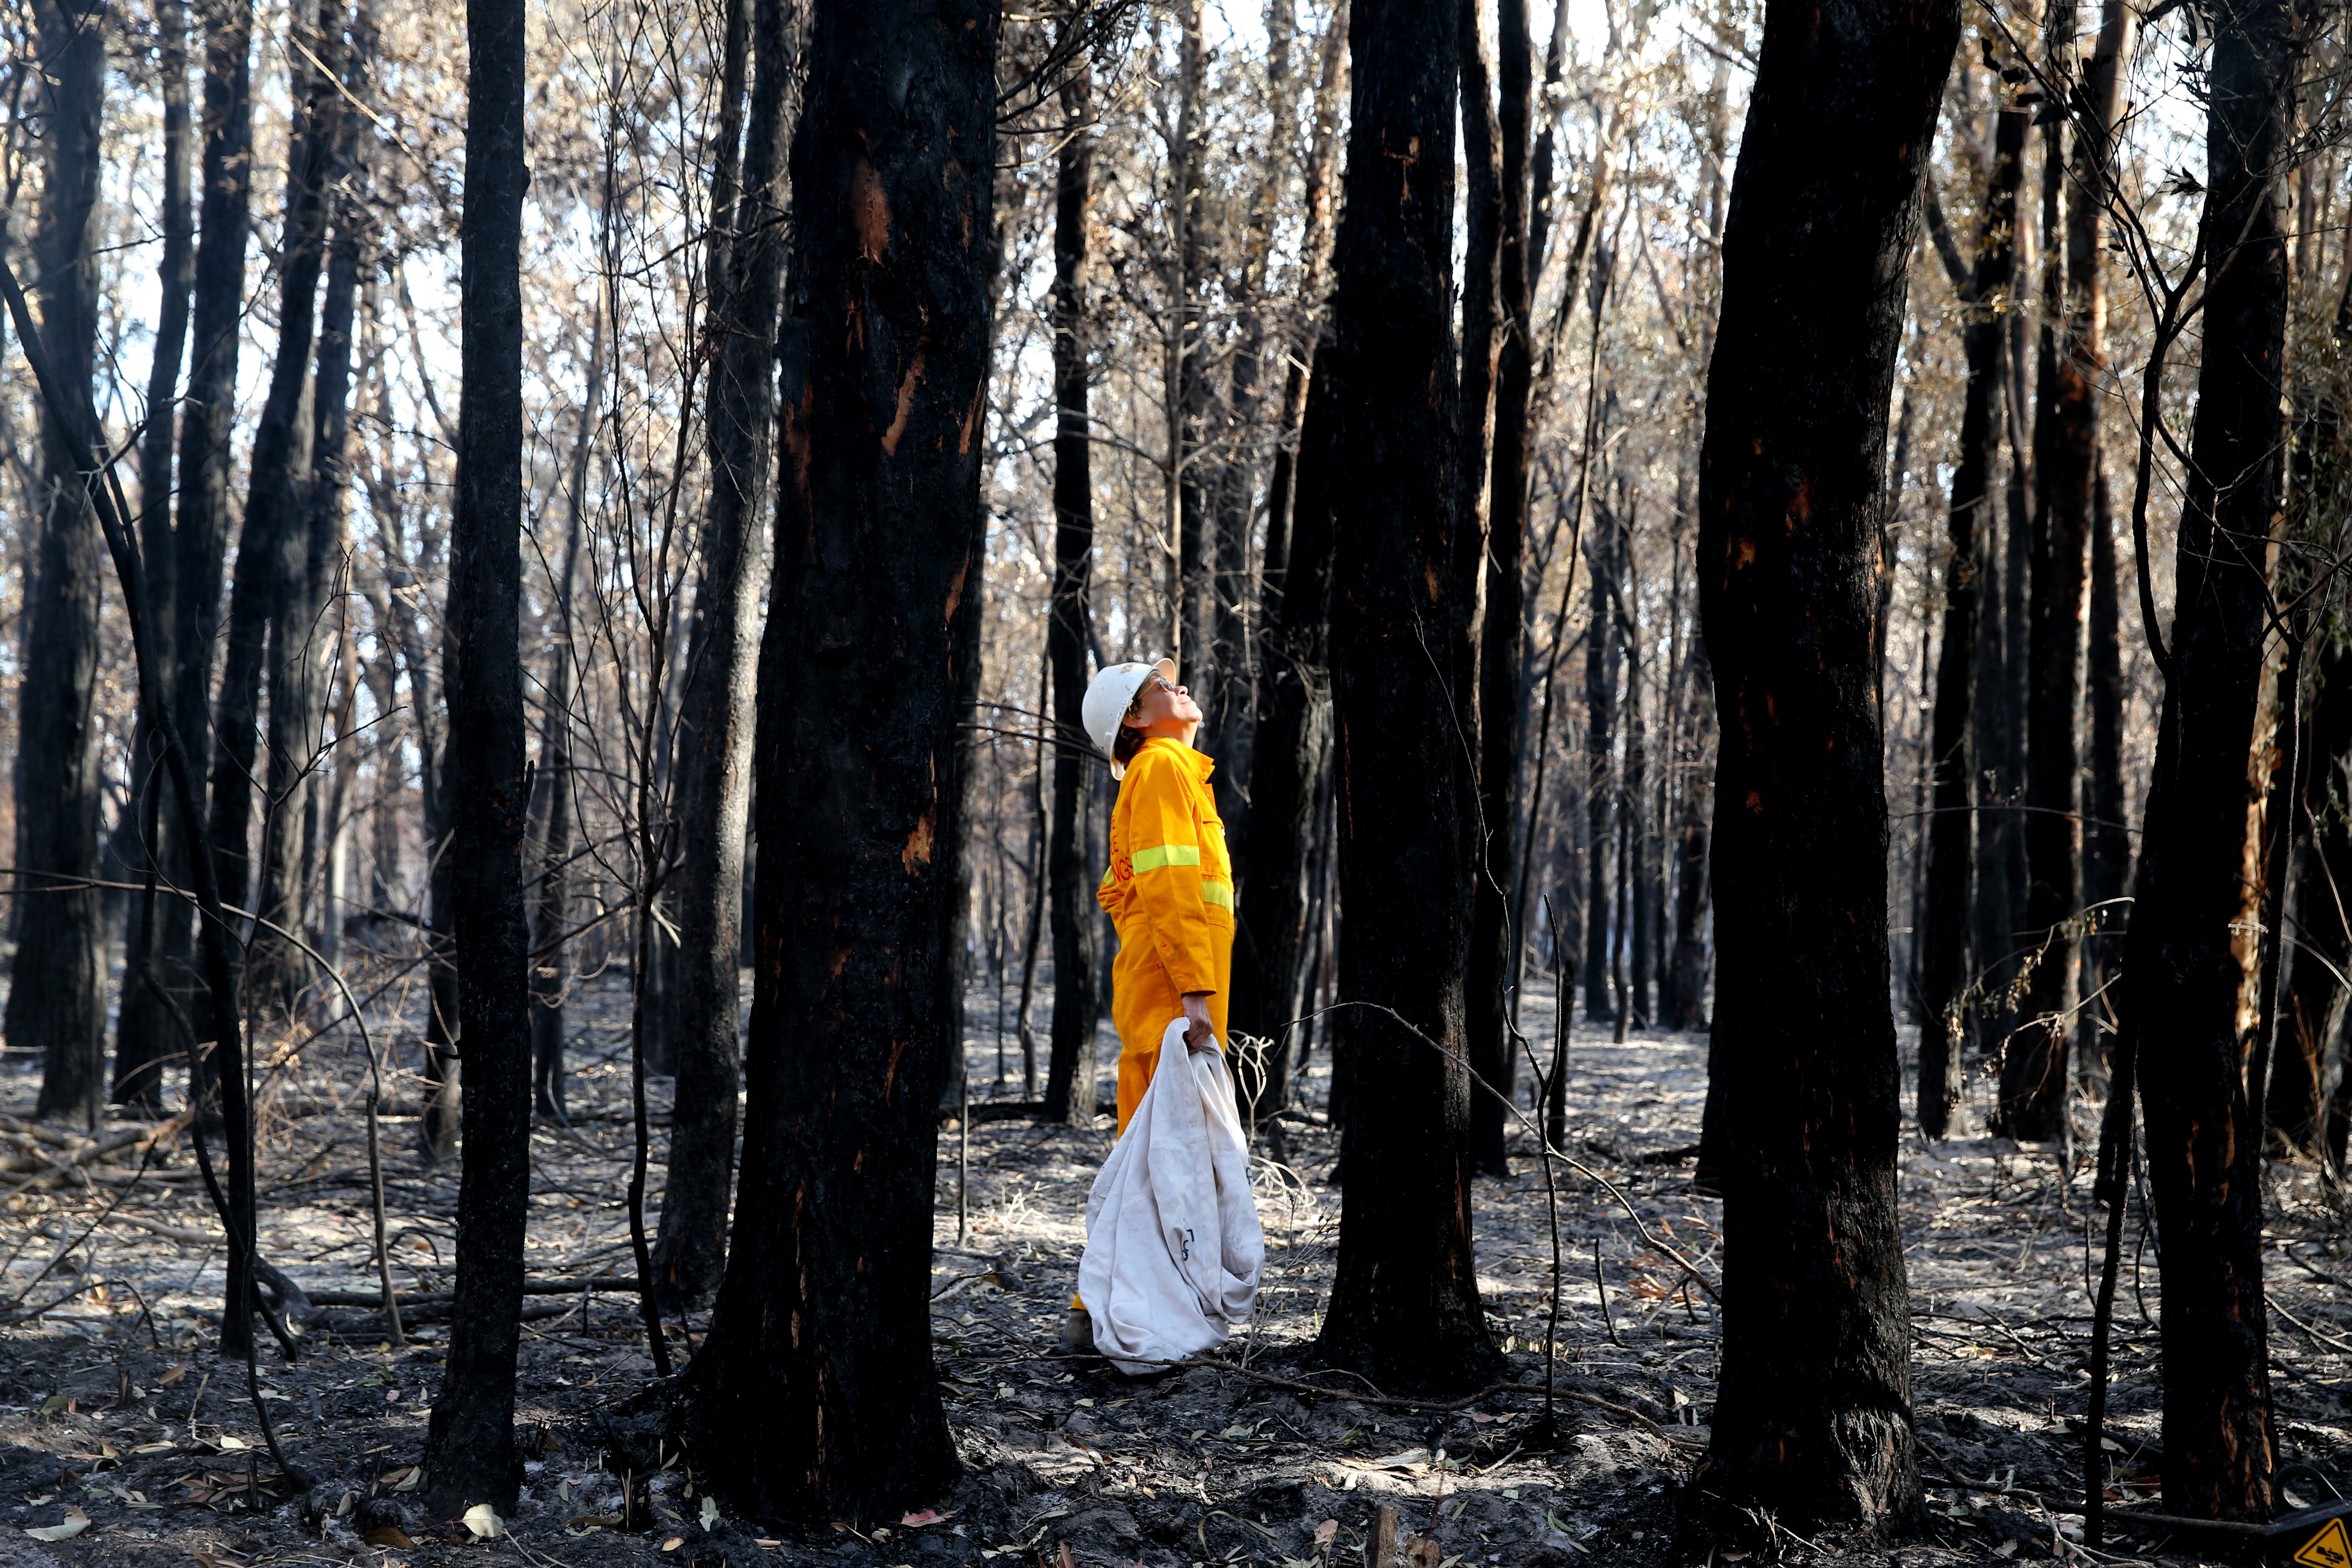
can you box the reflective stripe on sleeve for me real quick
[1130,843,1203,873]
[1200,880,1233,911]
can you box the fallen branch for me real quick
[305,1276,640,1309]
[0,1116,189,1193]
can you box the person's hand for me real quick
[1181,992,1215,1055]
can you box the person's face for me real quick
[1125,672,1203,733]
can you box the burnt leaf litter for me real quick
[0,973,2342,1567]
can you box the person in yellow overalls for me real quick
[1063,658,1232,1354]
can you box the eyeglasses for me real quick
[1124,674,1178,718]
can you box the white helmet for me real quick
[1082,657,1176,779]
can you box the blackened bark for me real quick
[2084,470,2129,910]
[1920,99,2026,1137]
[205,10,338,937]
[114,0,197,1112]
[2004,92,2086,1141]
[2123,0,2295,1520]
[1466,0,1530,1176]
[1669,642,1713,1031]
[1231,4,1347,1119]
[387,568,459,1166]
[682,0,994,1524]
[1258,2,1346,611]
[417,0,532,1512]
[14,0,110,1131]
[1696,0,1953,1530]
[527,304,599,1127]
[1233,325,1338,1109]
[1044,43,1099,1127]
[1625,622,1651,1026]
[655,0,794,1312]
[1313,0,1494,1394]
[1455,0,1499,723]
[1582,502,1619,1022]
[1173,0,1211,677]
[529,507,583,1122]
[255,4,368,1018]
[1207,0,1283,832]
[2270,643,2352,1155]
[2077,0,2138,930]
[152,0,256,1079]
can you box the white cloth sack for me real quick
[1078,1019,1264,1374]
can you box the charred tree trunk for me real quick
[2123,0,2296,1520]
[1696,0,1954,1531]
[1313,0,1495,1395]
[1231,4,1346,1122]
[255,6,368,1018]
[114,0,196,1112]
[14,0,110,1131]
[1467,0,1531,1176]
[1919,96,2026,1137]
[1258,2,1346,618]
[682,0,995,1524]
[654,0,795,1313]
[1582,499,1620,1023]
[416,0,532,1511]
[1669,642,1713,1031]
[150,0,256,1083]
[1625,618,1651,1027]
[1173,0,1211,677]
[2078,0,2138,947]
[1044,40,1099,1127]
[2269,642,2352,1156]
[529,513,583,1123]
[205,8,338,940]
[2004,83,2086,1142]
[1233,327,1338,1112]
[2084,468,2129,907]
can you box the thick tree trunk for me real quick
[1466,0,1530,1176]
[114,0,196,1112]
[653,0,794,1313]
[2123,0,2295,1520]
[682,0,995,1524]
[1919,98,2026,1137]
[14,0,110,1132]
[1044,44,1099,1127]
[417,0,532,1512]
[1313,0,1494,1395]
[1696,0,1953,1532]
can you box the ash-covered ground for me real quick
[0,965,2342,1568]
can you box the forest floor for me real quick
[0,965,2342,1568]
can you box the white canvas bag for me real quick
[1078,1018,1264,1374]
